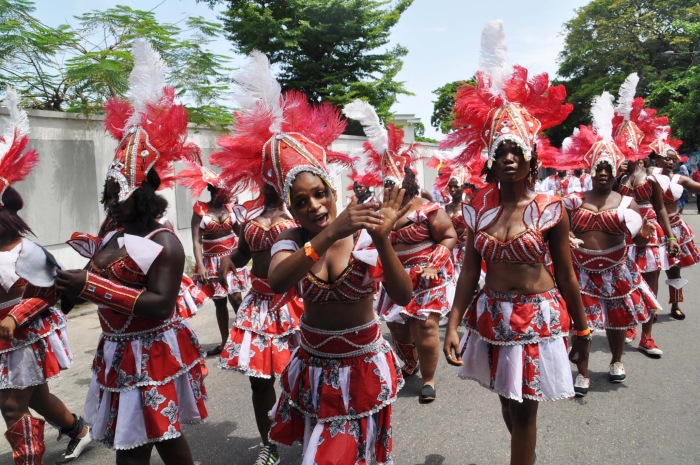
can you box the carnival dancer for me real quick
[55,40,207,464]
[187,161,247,355]
[344,100,457,403]
[539,169,581,195]
[442,21,590,465]
[612,73,680,354]
[650,130,700,321]
[574,168,593,192]
[0,88,91,464]
[559,92,661,394]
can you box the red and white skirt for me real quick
[219,275,303,378]
[458,288,573,402]
[573,243,658,331]
[628,206,669,272]
[84,316,208,450]
[668,212,700,268]
[176,274,208,320]
[195,235,249,298]
[269,319,403,465]
[376,242,453,323]
[0,304,72,390]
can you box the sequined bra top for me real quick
[194,201,235,235]
[389,203,440,245]
[244,218,298,253]
[463,185,562,264]
[563,195,642,237]
[617,176,655,205]
[271,232,377,303]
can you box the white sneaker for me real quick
[56,427,92,463]
[574,374,590,397]
[609,362,626,383]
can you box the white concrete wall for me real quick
[2,110,438,270]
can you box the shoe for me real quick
[573,374,590,397]
[439,315,449,326]
[653,312,659,322]
[206,345,223,357]
[670,308,686,320]
[401,364,420,380]
[609,362,626,383]
[638,334,663,357]
[253,445,280,465]
[55,427,92,463]
[624,326,637,344]
[419,384,436,404]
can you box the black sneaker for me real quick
[419,384,436,403]
[253,445,280,465]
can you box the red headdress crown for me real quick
[648,125,683,159]
[0,87,39,207]
[559,92,626,177]
[103,39,200,203]
[342,100,421,187]
[211,52,348,204]
[177,159,226,198]
[611,73,669,162]
[440,21,572,175]
[427,149,486,190]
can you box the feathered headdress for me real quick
[103,39,200,202]
[0,87,39,207]
[427,149,486,190]
[440,20,572,174]
[342,99,422,187]
[177,159,226,198]
[559,92,626,177]
[648,125,683,158]
[611,73,669,161]
[211,51,349,204]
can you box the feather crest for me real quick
[480,20,510,98]
[342,100,388,154]
[233,51,283,134]
[126,39,167,128]
[591,92,615,142]
[615,73,638,122]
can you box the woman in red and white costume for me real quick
[187,161,246,355]
[55,41,207,464]
[559,91,660,394]
[649,131,700,321]
[442,21,590,465]
[0,88,91,464]
[344,100,457,403]
[612,73,680,355]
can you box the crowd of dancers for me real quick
[1,20,698,465]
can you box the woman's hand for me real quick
[568,335,591,365]
[55,269,88,297]
[0,316,17,340]
[667,239,681,257]
[417,266,440,281]
[443,327,463,366]
[195,265,210,283]
[368,186,412,240]
[327,197,383,240]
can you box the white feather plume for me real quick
[655,125,670,142]
[591,92,615,142]
[233,50,284,133]
[126,39,167,128]
[479,20,510,98]
[342,99,388,154]
[561,128,579,153]
[0,87,30,158]
[615,73,638,122]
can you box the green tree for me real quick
[555,0,700,149]
[200,0,414,121]
[414,122,437,143]
[430,80,472,134]
[1,0,233,128]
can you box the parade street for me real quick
[3,213,700,465]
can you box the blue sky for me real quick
[32,0,591,140]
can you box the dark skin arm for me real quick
[547,212,590,364]
[443,229,482,366]
[630,200,654,247]
[650,180,680,256]
[55,232,185,320]
[677,175,700,194]
[190,212,208,281]
[218,227,251,287]
[419,207,458,280]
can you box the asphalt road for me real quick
[3,213,700,464]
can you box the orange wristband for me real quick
[576,328,592,338]
[304,241,320,262]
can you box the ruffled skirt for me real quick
[219,275,304,378]
[176,274,208,320]
[269,319,403,465]
[84,319,208,450]
[458,288,573,402]
[668,213,700,268]
[195,254,249,298]
[376,244,453,323]
[0,307,72,390]
[573,243,658,331]
[628,208,668,272]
